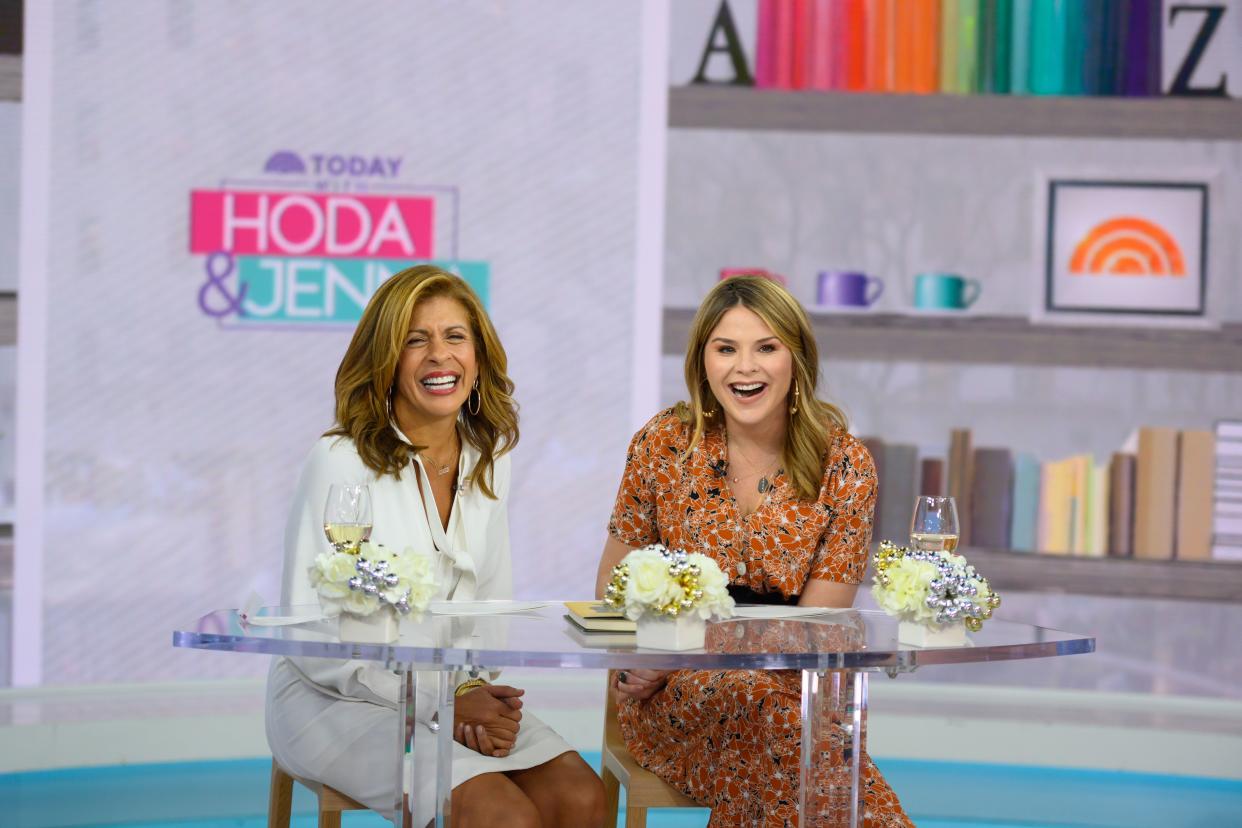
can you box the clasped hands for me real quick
[612,668,671,703]
[453,684,524,758]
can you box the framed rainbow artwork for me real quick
[1042,179,1209,322]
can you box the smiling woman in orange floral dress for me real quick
[595,275,912,828]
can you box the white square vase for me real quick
[339,610,399,643]
[899,620,967,648]
[636,614,706,651]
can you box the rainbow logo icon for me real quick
[1069,216,1186,277]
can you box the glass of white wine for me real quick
[909,496,960,553]
[324,483,373,554]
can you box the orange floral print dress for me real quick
[607,409,912,828]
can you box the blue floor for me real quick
[2,753,1241,828]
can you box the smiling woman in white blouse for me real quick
[265,265,604,828]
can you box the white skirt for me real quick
[265,658,575,827]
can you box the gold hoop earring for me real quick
[790,383,800,416]
[467,379,481,416]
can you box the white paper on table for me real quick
[428,600,550,616]
[730,605,851,619]
[244,612,329,627]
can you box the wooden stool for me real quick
[600,672,700,828]
[268,759,370,828]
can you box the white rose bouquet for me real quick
[870,540,1000,632]
[603,544,735,621]
[309,541,437,618]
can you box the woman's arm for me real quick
[595,535,636,599]
[798,578,858,608]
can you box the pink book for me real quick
[755,0,778,88]
[806,0,835,90]
[828,0,849,88]
[791,0,812,89]
[774,0,797,89]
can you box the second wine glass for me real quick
[909,495,960,553]
[323,483,373,554]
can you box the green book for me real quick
[1029,0,1068,95]
[957,0,981,94]
[978,0,997,92]
[1010,0,1032,94]
[991,0,1013,93]
[940,0,962,92]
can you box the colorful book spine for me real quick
[774,0,797,89]
[1079,0,1105,95]
[939,0,961,92]
[1098,0,1123,95]
[865,0,897,92]
[1176,430,1216,561]
[1009,453,1040,552]
[1214,421,1242,561]
[1088,461,1109,557]
[920,457,946,497]
[791,0,812,90]
[755,0,778,89]
[1120,0,1162,96]
[1108,452,1135,557]
[909,0,941,93]
[948,428,975,546]
[955,0,981,94]
[843,0,868,91]
[1062,5,1085,95]
[806,0,836,90]
[977,0,997,93]
[979,0,1013,93]
[1134,428,1178,560]
[1010,0,1032,94]
[971,448,1014,549]
[1028,0,1069,95]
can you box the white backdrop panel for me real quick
[34,2,642,683]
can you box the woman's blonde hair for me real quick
[675,275,847,501]
[327,265,518,499]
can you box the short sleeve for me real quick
[809,436,877,585]
[607,419,664,548]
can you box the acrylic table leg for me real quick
[433,670,457,826]
[800,669,868,827]
[397,667,417,827]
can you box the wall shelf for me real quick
[662,307,1242,373]
[958,546,1242,604]
[669,85,1242,141]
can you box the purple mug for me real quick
[817,270,884,308]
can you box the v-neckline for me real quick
[412,454,458,550]
[703,427,782,521]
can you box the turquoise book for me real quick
[1010,453,1041,552]
[1080,0,1107,95]
[1010,0,1033,94]
[1028,0,1068,94]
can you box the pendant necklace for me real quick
[727,437,781,494]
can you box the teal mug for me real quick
[913,272,981,311]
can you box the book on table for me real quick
[564,601,636,634]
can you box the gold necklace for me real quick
[726,438,782,494]
[421,434,460,476]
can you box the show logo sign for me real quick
[189,150,488,327]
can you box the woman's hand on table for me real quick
[453,684,524,757]
[613,669,671,703]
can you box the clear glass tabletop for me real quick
[173,604,1094,672]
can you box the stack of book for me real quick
[1215,421,1242,561]
[751,0,1164,97]
[863,424,1229,562]
[563,601,636,648]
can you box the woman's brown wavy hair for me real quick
[327,265,518,499]
[674,275,847,501]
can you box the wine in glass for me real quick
[909,496,960,553]
[324,483,373,554]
